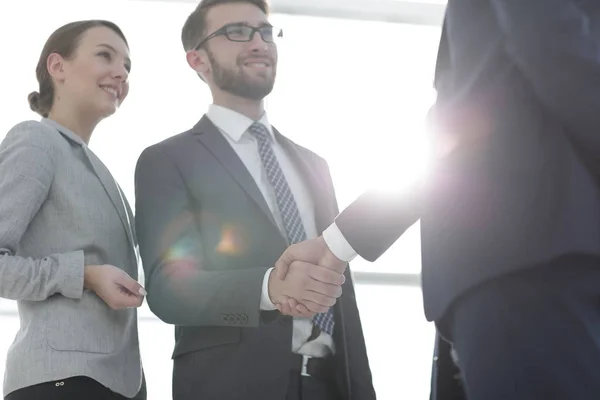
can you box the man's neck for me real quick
[212,94,265,121]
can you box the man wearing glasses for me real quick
[134,1,376,400]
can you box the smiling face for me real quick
[192,2,277,100]
[49,26,131,119]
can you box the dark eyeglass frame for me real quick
[193,23,283,50]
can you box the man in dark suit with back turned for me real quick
[134,1,375,399]
[275,1,600,399]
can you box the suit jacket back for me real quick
[335,1,600,323]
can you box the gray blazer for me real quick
[0,119,142,397]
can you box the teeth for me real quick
[100,86,118,97]
[246,62,268,67]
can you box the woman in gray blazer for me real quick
[0,20,146,400]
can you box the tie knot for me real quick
[248,122,271,143]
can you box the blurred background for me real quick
[0,0,445,398]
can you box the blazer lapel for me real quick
[42,119,136,253]
[82,147,136,251]
[193,116,279,230]
[119,186,137,246]
[274,130,336,234]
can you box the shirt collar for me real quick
[206,104,274,143]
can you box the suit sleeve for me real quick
[333,182,422,262]
[135,145,269,327]
[490,0,600,166]
[0,122,84,301]
[319,159,377,400]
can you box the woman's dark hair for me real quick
[28,20,128,117]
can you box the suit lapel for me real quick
[193,116,279,230]
[46,121,136,253]
[82,147,136,251]
[119,186,137,246]
[274,130,335,234]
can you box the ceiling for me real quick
[157,0,446,25]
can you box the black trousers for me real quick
[285,372,341,400]
[430,333,466,400]
[5,375,146,400]
[447,255,600,400]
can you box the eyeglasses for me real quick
[194,23,283,50]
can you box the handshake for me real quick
[267,236,347,318]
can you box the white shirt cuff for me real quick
[322,222,358,262]
[260,267,277,311]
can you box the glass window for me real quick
[0,1,440,399]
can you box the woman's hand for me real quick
[84,264,146,309]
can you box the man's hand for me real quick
[274,236,347,280]
[272,236,348,317]
[268,260,345,316]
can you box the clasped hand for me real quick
[269,236,347,318]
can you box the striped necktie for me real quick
[248,122,335,335]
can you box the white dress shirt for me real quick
[322,223,358,263]
[206,104,335,357]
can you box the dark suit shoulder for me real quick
[137,128,197,167]
[273,130,328,166]
[297,145,327,166]
[149,128,196,152]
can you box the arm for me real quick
[490,0,600,164]
[333,181,422,262]
[275,187,421,286]
[135,145,278,327]
[0,122,84,301]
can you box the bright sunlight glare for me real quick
[0,1,441,399]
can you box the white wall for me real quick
[0,1,441,398]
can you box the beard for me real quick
[207,49,276,100]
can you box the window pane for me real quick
[267,15,440,275]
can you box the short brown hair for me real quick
[181,0,270,52]
[29,20,128,118]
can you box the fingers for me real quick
[305,263,345,286]
[278,261,344,311]
[274,260,290,280]
[110,272,145,309]
[275,296,329,317]
[275,297,315,317]
[115,287,144,308]
[275,237,327,280]
[87,265,145,310]
[291,261,343,301]
[116,273,147,297]
[287,297,298,309]
[102,286,143,309]
[301,289,338,309]
[275,303,291,314]
[274,248,294,280]
[296,302,316,315]
[287,298,315,318]
[276,295,293,314]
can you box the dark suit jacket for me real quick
[335,1,600,324]
[134,116,375,400]
[429,334,465,400]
